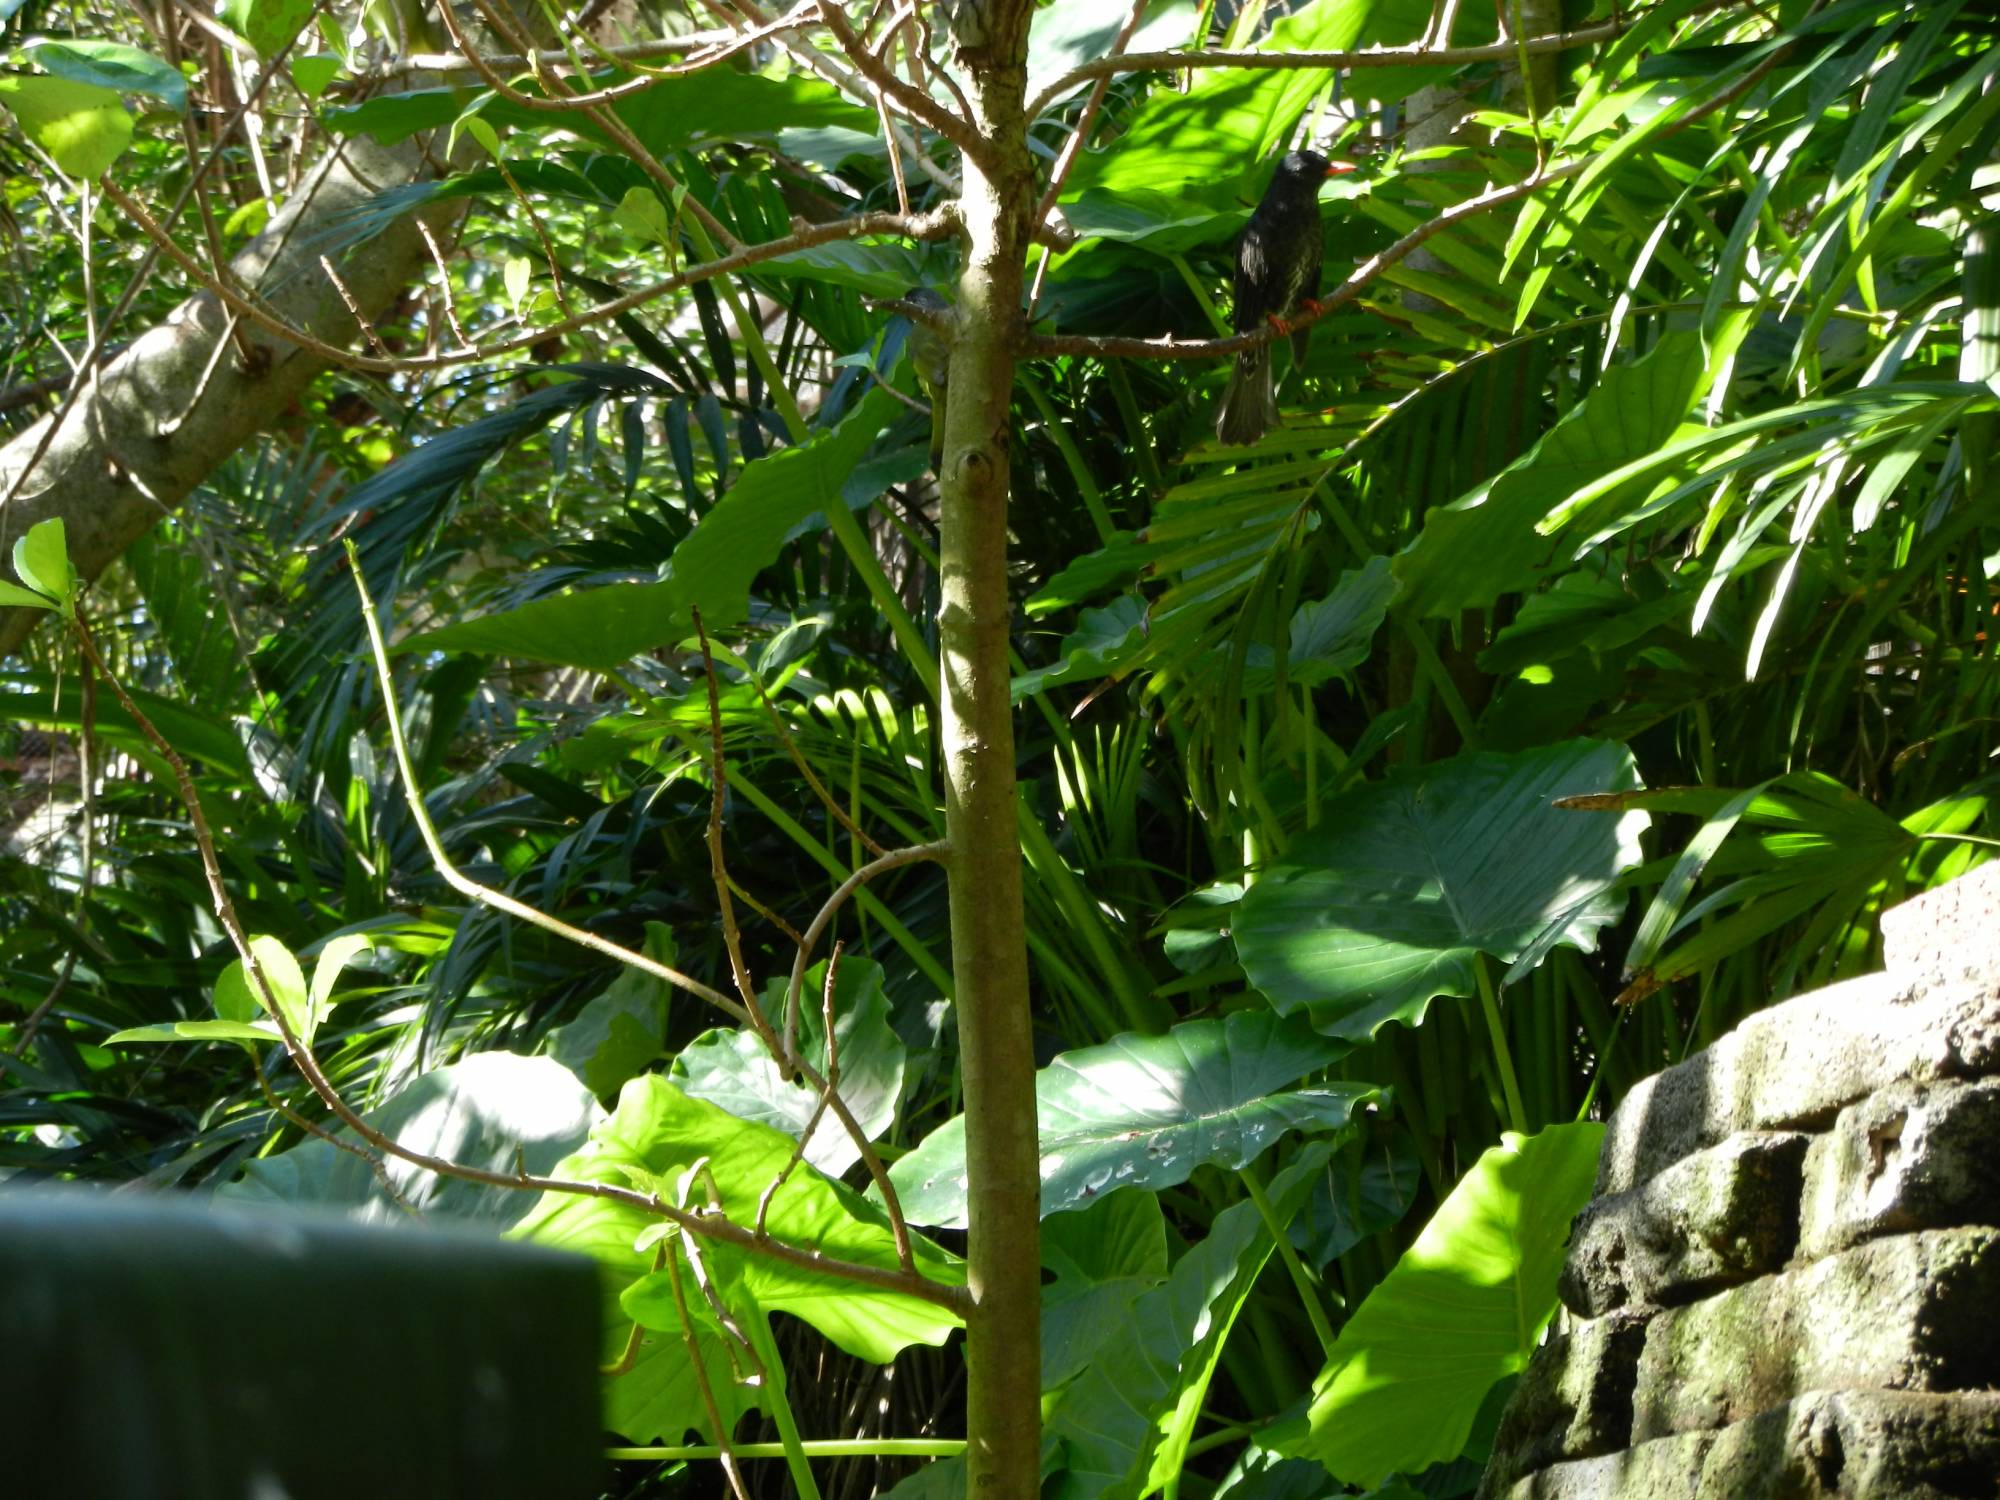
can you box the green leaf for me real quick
[0,75,132,178]
[306,932,372,1032]
[12,519,73,605]
[1391,328,1729,619]
[1278,1122,1605,1486]
[1061,0,1399,215]
[1046,1143,1337,1499]
[1234,554,1400,693]
[546,923,676,1097]
[0,581,55,610]
[214,935,310,1041]
[21,39,185,112]
[1012,595,1148,699]
[888,1009,1372,1228]
[502,254,531,314]
[754,239,938,299]
[1027,0,1198,106]
[411,387,898,668]
[1041,1188,1169,1389]
[1235,740,1647,1041]
[220,1053,603,1226]
[219,0,314,58]
[1290,1127,1422,1268]
[671,957,906,1178]
[289,53,341,102]
[611,185,674,248]
[516,1075,963,1364]
[107,1019,284,1046]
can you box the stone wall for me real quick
[1481,862,2000,1499]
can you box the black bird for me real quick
[1215,149,1348,447]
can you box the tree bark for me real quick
[940,3,1042,1493]
[0,129,460,658]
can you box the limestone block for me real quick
[1883,860,2000,990]
[1560,1132,1807,1318]
[1503,1391,2000,1500]
[1476,1309,1651,1498]
[1799,1078,2000,1260]
[1594,973,2000,1196]
[1629,1228,2000,1443]
[1499,1431,1717,1500]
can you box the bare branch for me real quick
[1028,0,1148,309]
[95,180,960,375]
[692,606,770,1031]
[375,31,737,82]
[782,842,949,1066]
[817,1,990,162]
[1023,163,1580,361]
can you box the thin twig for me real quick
[1025,163,1581,360]
[782,842,948,1066]
[1025,19,1630,117]
[342,551,752,1025]
[1027,0,1149,315]
[815,2,990,163]
[95,177,958,376]
[661,1235,753,1500]
[755,944,845,1237]
[691,606,769,1032]
[318,256,395,359]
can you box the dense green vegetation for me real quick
[2,0,1995,1495]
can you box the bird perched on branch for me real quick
[1215,150,1350,447]
[902,287,954,473]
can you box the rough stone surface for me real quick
[1882,860,2000,991]
[1798,1078,2000,1260]
[1560,1132,1807,1318]
[1486,863,2000,1499]
[1478,1310,1652,1497]
[1630,1228,2000,1442]
[1593,972,2000,1198]
[1505,1391,2000,1500]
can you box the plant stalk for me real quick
[939,4,1043,1492]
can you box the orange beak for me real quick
[1325,162,1356,177]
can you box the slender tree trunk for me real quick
[0,130,460,658]
[940,4,1041,1493]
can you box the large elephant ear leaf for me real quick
[888,1010,1375,1228]
[1234,739,1647,1042]
[1273,1122,1604,1487]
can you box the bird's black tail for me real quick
[1215,347,1277,446]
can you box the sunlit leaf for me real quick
[889,1009,1372,1228]
[0,75,132,178]
[1275,1123,1604,1485]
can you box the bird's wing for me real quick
[1232,219,1273,334]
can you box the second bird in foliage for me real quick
[1215,150,1348,447]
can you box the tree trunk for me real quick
[0,130,460,658]
[940,3,1042,1493]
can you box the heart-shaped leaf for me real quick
[1235,739,1648,1041]
[889,1009,1373,1228]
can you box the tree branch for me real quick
[95,179,959,375]
[1025,22,1626,118]
[817,1,990,162]
[1021,162,1581,360]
